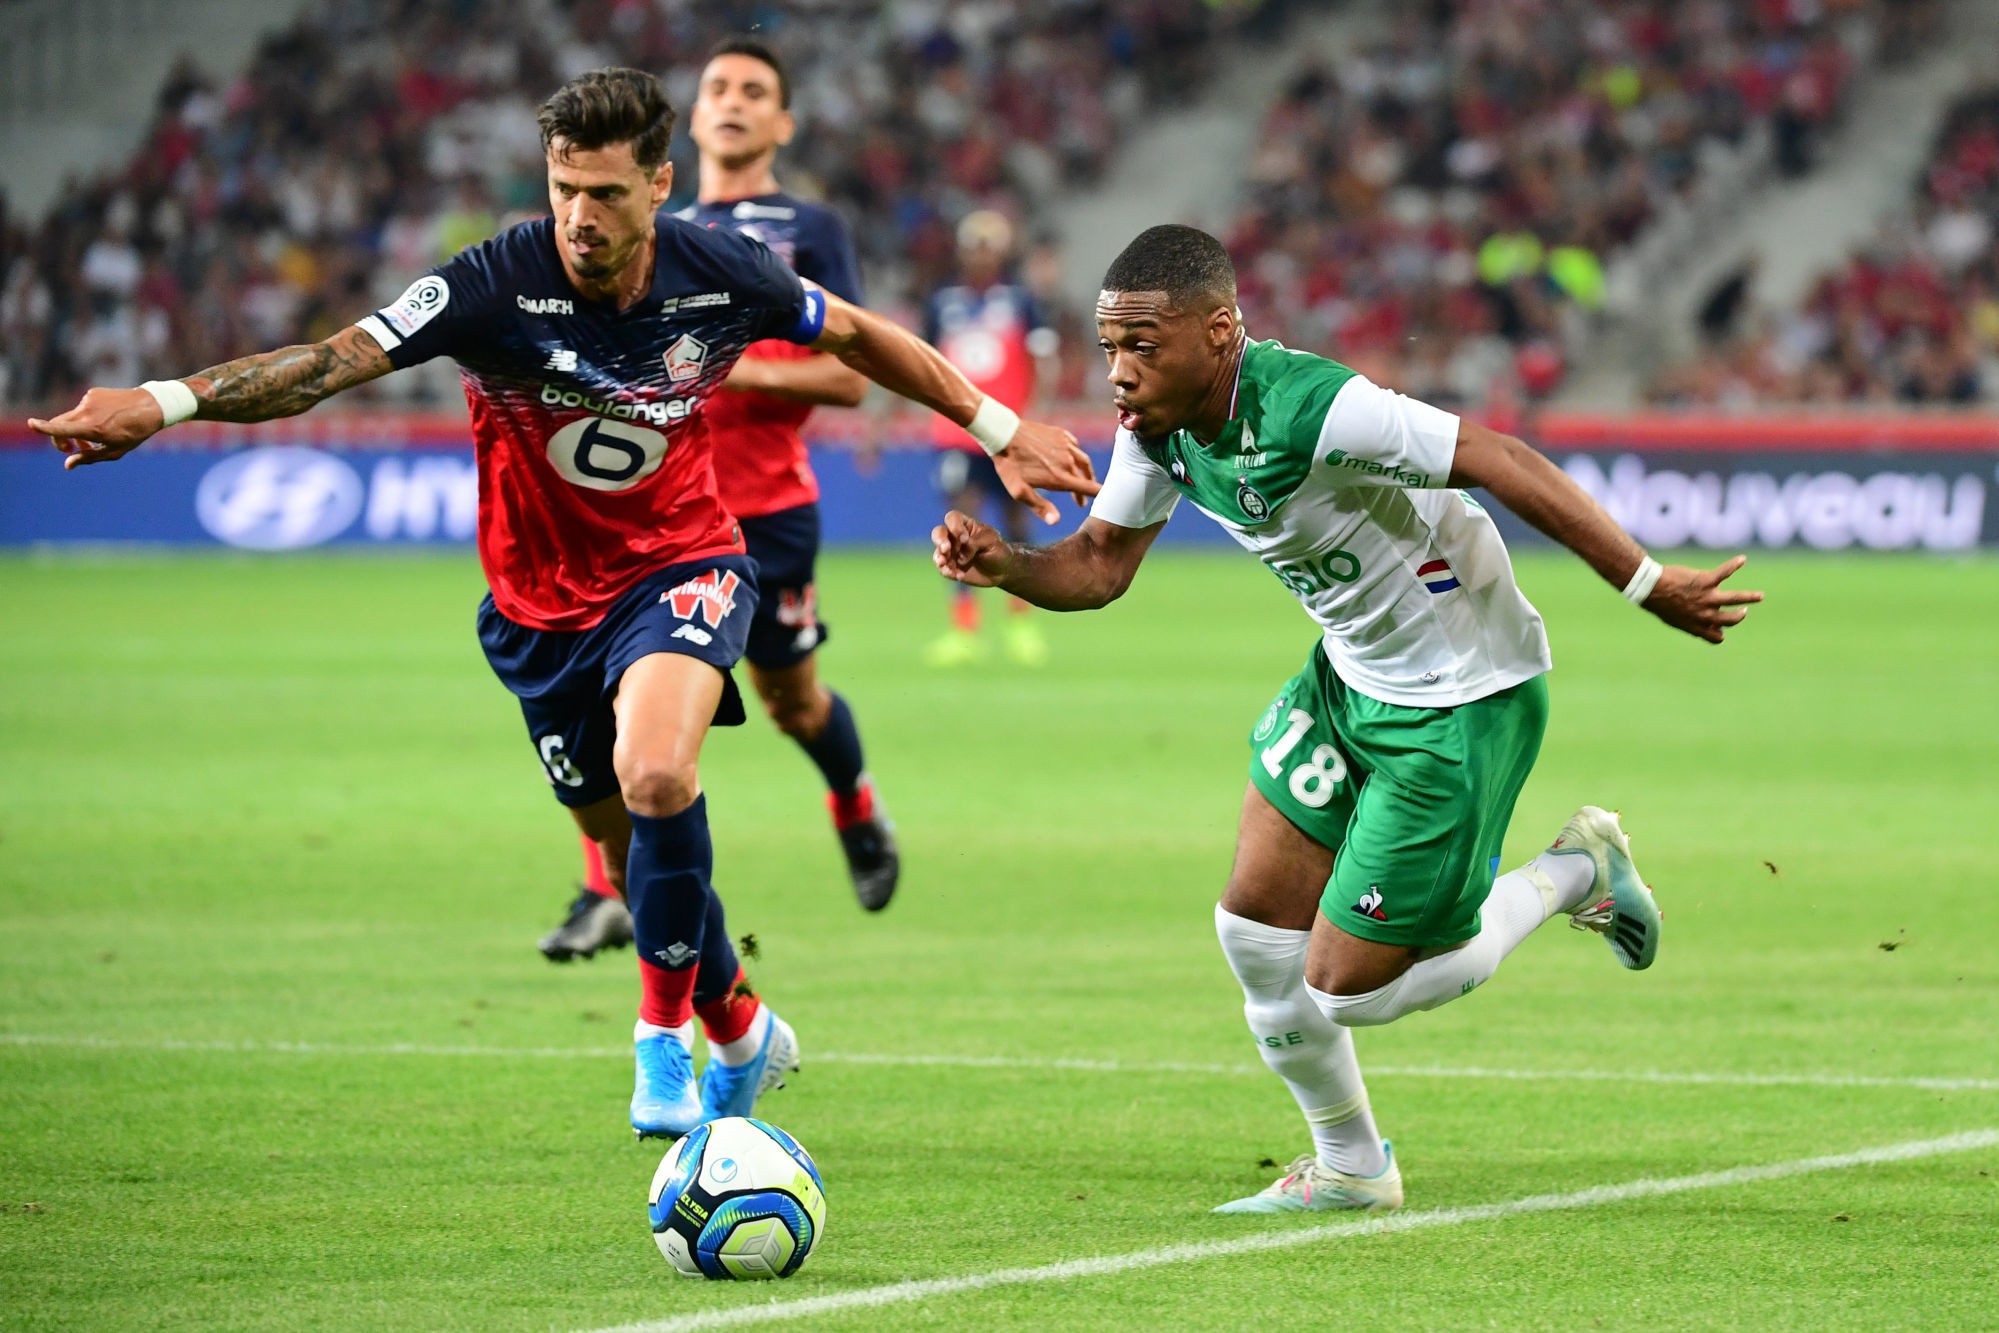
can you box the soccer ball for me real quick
[647,1116,827,1280]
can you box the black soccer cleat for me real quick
[836,810,900,912]
[538,887,634,962]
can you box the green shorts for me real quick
[1247,644,1548,948]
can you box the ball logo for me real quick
[710,1157,739,1184]
[195,447,364,549]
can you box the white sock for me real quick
[1215,905,1386,1178]
[635,1018,694,1048]
[1308,866,1554,1028]
[705,1004,771,1067]
[1533,845,1600,913]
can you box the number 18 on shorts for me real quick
[1247,645,1546,950]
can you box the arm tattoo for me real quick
[188,327,391,422]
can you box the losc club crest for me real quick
[1238,480,1269,521]
[664,333,708,383]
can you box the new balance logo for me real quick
[1354,887,1388,921]
[543,347,579,372]
[661,570,741,628]
[670,623,713,646]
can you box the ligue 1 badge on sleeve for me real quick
[1237,479,1269,521]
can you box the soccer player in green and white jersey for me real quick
[932,225,1762,1214]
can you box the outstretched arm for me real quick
[932,512,1165,611]
[29,324,394,468]
[1448,421,1763,643]
[810,288,1098,522]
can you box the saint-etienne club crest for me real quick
[1237,479,1269,521]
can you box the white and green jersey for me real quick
[1090,338,1550,708]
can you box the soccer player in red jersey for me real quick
[30,68,1097,1140]
[923,210,1064,667]
[543,40,895,966]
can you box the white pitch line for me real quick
[583,1129,1999,1333]
[2,1032,1995,1093]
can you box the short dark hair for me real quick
[536,68,676,172]
[1102,224,1237,310]
[706,36,790,109]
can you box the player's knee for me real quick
[615,754,700,818]
[762,688,827,742]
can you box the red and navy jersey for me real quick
[358,215,826,631]
[673,193,864,518]
[922,281,1054,451]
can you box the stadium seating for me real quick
[0,0,1285,411]
[1652,81,1999,407]
[1224,0,1883,412]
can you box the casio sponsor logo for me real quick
[538,382,694,426]
[517,295,574,315]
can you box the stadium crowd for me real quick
[0,0,1285,411]
[1652,82,1999,408]
[1225,0,1883,412]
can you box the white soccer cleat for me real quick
[1211,1145,1403,1215]
[1549,806,1661,970]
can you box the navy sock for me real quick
[628,794,713,1027]
[799,689,866,797]
[691,890,741,1008]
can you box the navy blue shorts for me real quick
[740,503,827,671]
[477,553,759,809]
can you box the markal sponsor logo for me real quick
[1326,448,1425,487]
[517,294,575,315]
[1563,454,1987,551]
[538,382,694,427]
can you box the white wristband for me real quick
[139,379,199,427]
[965,396,1020,457]
[1621,556,1664,606]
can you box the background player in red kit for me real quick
[923,209,1064,668]
[543,40,896,964]
[29,68,1097,1142]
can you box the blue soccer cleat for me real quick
[632,1029,704,1140]
[698,1011,800,1123]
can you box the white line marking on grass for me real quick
[2,1033,1994,1093]
[582,1130,1999,1333]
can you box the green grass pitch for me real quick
[2,546,1995,1331]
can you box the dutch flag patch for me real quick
[1417,559,1460,594]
